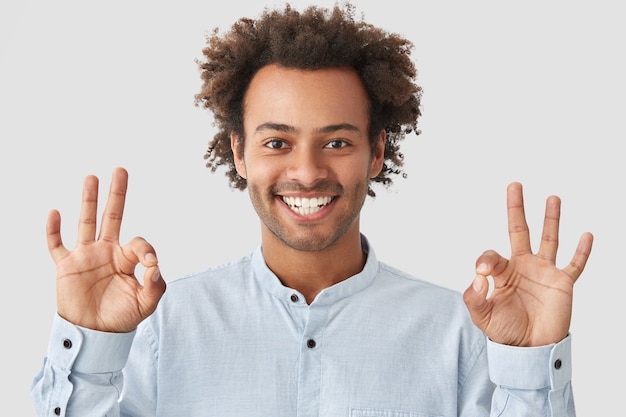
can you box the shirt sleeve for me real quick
[30,314,135,417]
[487,334,575,416]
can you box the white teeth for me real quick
[282,196,333,215]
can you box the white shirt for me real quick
[32,235,574,416]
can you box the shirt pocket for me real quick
[350,409,442,417]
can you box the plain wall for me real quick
[1,0,623,414]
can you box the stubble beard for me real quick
[247,179,369,252]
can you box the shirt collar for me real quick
[251,234,378,306]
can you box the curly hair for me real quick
[194,2,422,196]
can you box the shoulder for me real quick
[376,261,464,300]
[175,255,254,281]
[156,253,256,308]
[370,261,476,326]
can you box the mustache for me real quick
[271,180,343,195]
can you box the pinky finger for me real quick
[46,209,69,262]
[563,232,594,282]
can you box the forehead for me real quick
[242,64,370,131]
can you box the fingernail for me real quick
[145,253,157,264]
[151,268,161,283]
[476,263,489,274]
[472,275,483,292]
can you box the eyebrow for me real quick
[254,122,361,135]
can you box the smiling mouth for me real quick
[282,196,334,215]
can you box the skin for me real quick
[231,65,385,303]
[463,183,593,346]
[47,64,593,346]
[48,168,165,333]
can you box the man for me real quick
[31,3,593,416]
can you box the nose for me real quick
[286,146,328,186]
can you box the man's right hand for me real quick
[47,167,166,333]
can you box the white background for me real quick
[1,0,623,415]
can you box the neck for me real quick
[261,226,366,304]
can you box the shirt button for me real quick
[290,294,299,303]
[307,339,316,348]
[62,339,72,349]
[54,407,61,415]
[554,359,562,369]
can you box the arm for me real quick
[463,182,593,416]
[31,167,166,417]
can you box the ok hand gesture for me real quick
[47,167,166,333]
[463,182,593,347]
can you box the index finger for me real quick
[507,182,532,256]
[97,167,129,243]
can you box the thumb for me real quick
[127,239,167,317]
[141,264,167,307]
[137,252,166,316]
[462,274,490,330]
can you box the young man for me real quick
[32,3,593,416]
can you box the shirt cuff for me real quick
[487,334,572,390]
[47,313,136,374]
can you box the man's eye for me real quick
[265,139,287,149]
[324,140,348,149]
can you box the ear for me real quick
[231,132,247,179]
[369,129,386,178]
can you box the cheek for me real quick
[243,157,282,184]
[340,158,374,181]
